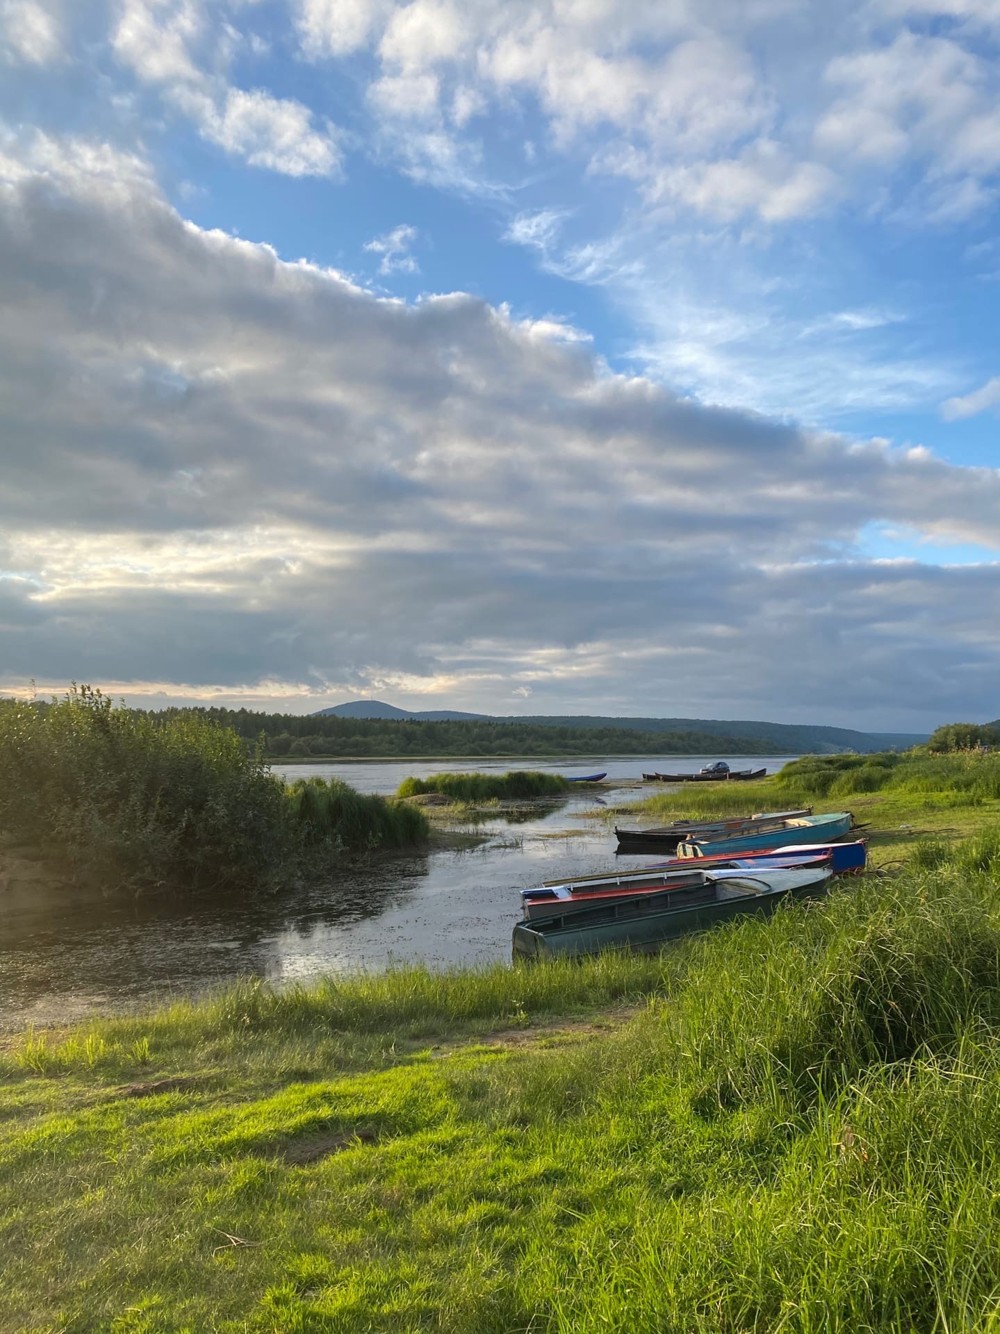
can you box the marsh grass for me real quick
[397,771,570,802]
[287,777,428,853]
[7,831,1000,1329]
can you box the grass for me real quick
[10,758,1000,1327]
[397,771,571,802]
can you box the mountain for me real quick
[319,700,487,722]
[314,701,926,754]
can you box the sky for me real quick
[2,0,1000,731]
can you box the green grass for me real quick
[7,818,1000,1329]
[397,771,571,802]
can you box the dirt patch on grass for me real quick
[426,1003,645,1058]
[117,1075,205,1098]
[264,1127,380,1165]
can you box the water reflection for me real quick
[0,755,797,1027]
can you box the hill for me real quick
[315,701,925,754]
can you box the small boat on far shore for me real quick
[643,767,767,783]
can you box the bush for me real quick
[0,688,428,893]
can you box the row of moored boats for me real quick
[512,807,863,960]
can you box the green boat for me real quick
[511,866,832,960]
[676,811,853,856]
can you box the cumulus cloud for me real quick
[1,133,1000,726]
[364,222,420,273]
[112,0,341,176]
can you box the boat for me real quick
[677,811,854,857]
[539,838,866,896]
[644,767,767,783]
[615,808,813,853]
[520,852,842,921]
[565,772,608,782]
[512,865,833,960]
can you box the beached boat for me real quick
[615,807,813,853]
[537,837,864,894]
[677,811,853,857]
[512,865,833,959]
[520,852,840,921]
[565,772,608,782]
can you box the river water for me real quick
[0,755,798,1028]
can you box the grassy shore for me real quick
[7,755,1000,1329]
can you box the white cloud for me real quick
[503,208,570,251]
[942,375,1000,419]
[204,88,340,176]
[364,222,419,273]
[0,0,60,63]
[2,134,1000,726]
[113,0,341,176]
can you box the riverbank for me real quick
[5,765,1000,1328]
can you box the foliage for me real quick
[288,777,428,853]
[159,704,773,758]
[7,846,1000,1327]
[0,688,428,892]
[927,721,1000,753]
[772,749,1000,804]
[396,770,571,801]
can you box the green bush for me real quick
[0,688,428,893]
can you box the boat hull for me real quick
[520,854,837,921]
[614,808,812,853]
[512,868,832,960]
[677,813,853,856]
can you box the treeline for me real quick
[153,706,769,758]
[0,689,428,894]
[927,722,1000,753]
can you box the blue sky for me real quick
[2,0,1000,730]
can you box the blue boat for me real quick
[566,772,608,782]
[677,811,853,856]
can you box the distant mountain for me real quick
[318,700,487,722]
[314,701,926,754]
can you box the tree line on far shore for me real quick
[152,706,771,758]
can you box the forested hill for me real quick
[315,702,926,755]
[153,708,776,759]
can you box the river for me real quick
[0,755,798,1028]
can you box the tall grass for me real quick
[288,777,429,853]
[397,770,570,801]
[774,749,1000,803]
[0,688,428,893]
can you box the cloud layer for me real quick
[1,132,1000,727]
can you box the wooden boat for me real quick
[520,853,838,922]
[565,772,608,782]
[677,811,853,857]
[615,808,813,853]
[512,866,833,959]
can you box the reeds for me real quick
[396,770,570,801]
